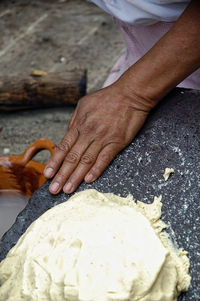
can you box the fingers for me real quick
[44,128,79,179]
[62,142,102,194]
[49,138,97,194]
[62,143,123,194]
[84,143,123,184]
[48,140,123,195]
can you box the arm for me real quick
[119,0,200,103]
[44,0,200,194]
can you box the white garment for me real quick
[90,0,190,25]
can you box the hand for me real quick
[44,0,200,195]
[44,82,153,194]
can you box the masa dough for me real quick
[0,189,190,301]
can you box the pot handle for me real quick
[19,139,56,166]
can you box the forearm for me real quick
[118,0,200,104]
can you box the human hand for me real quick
[44,0,200,195]
[44,82,154,194]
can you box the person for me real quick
[44,0,200,195]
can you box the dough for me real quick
[0,189,190,301]
[163,168,174,181]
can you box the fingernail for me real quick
[64,182,73,193]
[44,167,54,178]
[50,182,60,193]
[85,174,94,183]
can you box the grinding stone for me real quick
[0,88,199,301]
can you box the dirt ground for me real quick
[0,0,124,162]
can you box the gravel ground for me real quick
[0,0,124,162]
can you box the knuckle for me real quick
[55,173,66,184]
[90,166,101,178]
[57,142,69,154]
[80,154,94,165]
[57,132,78,154]
[48,158,59,167]
[83,123,95,135]
[98,152,111,165]
[48,155,61,167]
[64,151,79,164]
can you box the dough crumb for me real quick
[163,167,174,181]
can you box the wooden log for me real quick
[0,70,87,111]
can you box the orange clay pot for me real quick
[0,139,56,198]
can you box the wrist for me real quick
[113,68,161,113]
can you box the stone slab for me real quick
[0,88,200,301]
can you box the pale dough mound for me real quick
[0,189,190,301]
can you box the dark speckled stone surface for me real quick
[0,88,199,300]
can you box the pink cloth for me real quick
[103,18,200,90]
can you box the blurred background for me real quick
[0,0,124,162]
